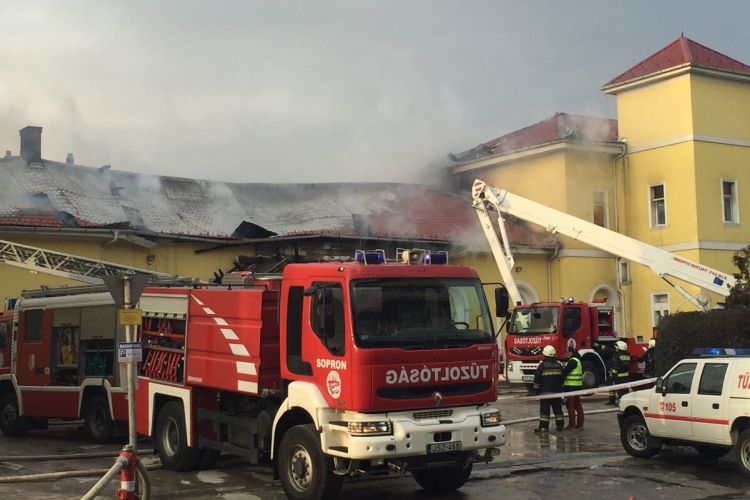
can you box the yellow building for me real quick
[450,35,750,339]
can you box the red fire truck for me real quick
[471,179,735,390]
[0,247,506,500]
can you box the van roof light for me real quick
[692,347,750,356]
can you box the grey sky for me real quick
[1,1,749,184]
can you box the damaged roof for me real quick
[0,155,557,249]
[448,112,618,163]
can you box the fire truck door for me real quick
[304,283,350,405]
[0,316,10,377]
[15,309,53,386]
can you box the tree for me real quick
[724,244,750,309]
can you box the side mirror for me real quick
[656,376,665,395]
[495,286,509,318]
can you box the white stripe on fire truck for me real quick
[203,307,215,315]
[192,296,205,306]
[229,343,250,357]
[238,380,259,393]
[220,328,239,340]
[236,361,257,375]
[213,317,228,326]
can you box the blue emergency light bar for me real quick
[354,249,386,265]
[692,347,750,356]
[398,248,449,265]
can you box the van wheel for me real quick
[155,401,200,471]
[278,424,343,500]
[620,415,661,458]
[412,461,473,492]
[694,445,730,460]
[734,429,750,477]
[0,393,26,437]
[84,396,115,444]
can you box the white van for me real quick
[618,348,750,476]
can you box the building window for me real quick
[618,260,630,285]
[722,179,739,224]
[649,184,667,227]
[652,293,669,327]
[593,191,608,228]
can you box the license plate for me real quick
[427,441,462,453]
[522,375,534,382]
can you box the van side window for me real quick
[698,363,728,396]
[25,310,43,342]
[0,322,8,349]
[664,362,696,394]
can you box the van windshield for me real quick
[351,278,493,349]
[509,306,560,335]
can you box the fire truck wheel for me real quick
[84,396,115,444]
[411,460,473,492]
[620,414,661,459]
[734,428,750,478]
[278,423,343,500]
[155,401,200,471]
[0,393,26,438]
[581,360,601,390]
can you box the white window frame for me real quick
[651,292,670,328]
[618,259,630,285]
[721,178,739,225]
[648,183,667,228]
[592,190,609,228]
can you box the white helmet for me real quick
[616,341,628,351]
[542,345,556,357]
[648,339,656,348]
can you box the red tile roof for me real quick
[603,35,750,88]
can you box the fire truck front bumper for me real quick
[506,360,541,384]
[320,405,506,461]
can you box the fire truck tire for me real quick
[411,460,473,492]
[84,396,115,444]
[278,423,343,500]
[734,428,750,478]
[620,414,661,459]
[0,393,26,438]
[155,401,200,471]
[581,360,601,390]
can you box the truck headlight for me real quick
[481,410,502,427]
[507,364,513,372]
[348,421,392,435]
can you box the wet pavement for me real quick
[1,390,749,499]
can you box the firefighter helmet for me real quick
[649,339,656,348]
[616,341,628,351]
[542,345,556,357]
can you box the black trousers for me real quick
[539,398,564,430]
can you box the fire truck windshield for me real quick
[351,278,493,349]
[508,306,560,335]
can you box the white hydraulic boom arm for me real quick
[471,179,735,311]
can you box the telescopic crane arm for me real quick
[471,179,735,311]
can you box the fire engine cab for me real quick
[619,348,750,477]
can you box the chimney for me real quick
[4,151,10,159]
[66,153,74,164]
[20,126,43,163]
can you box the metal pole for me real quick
[123,275,137,451]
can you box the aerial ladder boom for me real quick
[471,179,735,310]
[0,238,177,285]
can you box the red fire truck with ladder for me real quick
[470,179,735,391]
[0,240,506,500]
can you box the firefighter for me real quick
[561,345,584,430]
[638,339,656,377]
[636,338,656,390]
[595,341,631,405]
[533,345,565,433]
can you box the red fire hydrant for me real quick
[115,445,138,500]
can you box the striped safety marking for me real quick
[644,413,729,425]
[192,295,258,394]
